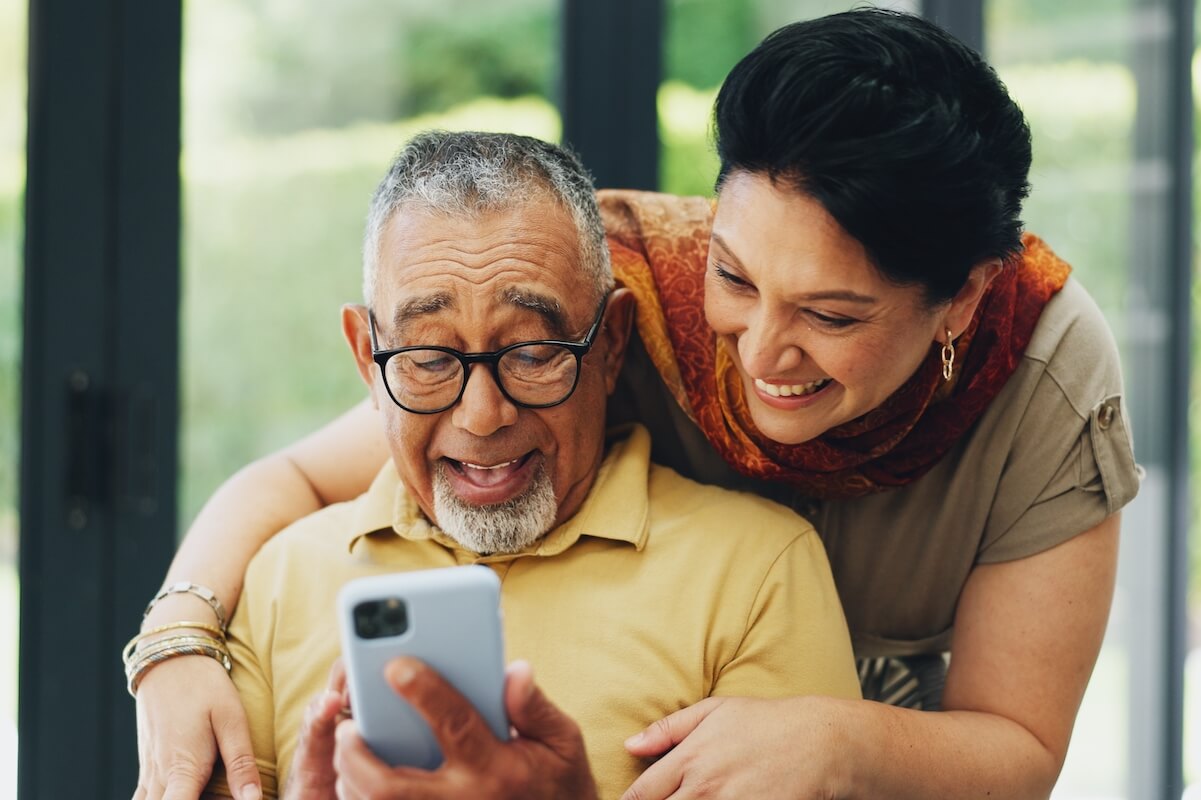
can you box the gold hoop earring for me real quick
[941,328,955,382]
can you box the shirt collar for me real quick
[345,424,652,561]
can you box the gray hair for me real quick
[362,130,612,306]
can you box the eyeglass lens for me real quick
[384,343,579,412]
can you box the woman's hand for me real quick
[620,695,850,800]
[132,655,261,800]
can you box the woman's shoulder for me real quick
[1019,276,1124,415]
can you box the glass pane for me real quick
[659,0,917,195]
[1189,14,1201,799]
[989,2,1168,797]
[0,0,22,795]
[180,0,559,529]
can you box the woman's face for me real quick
[704,171,949,445]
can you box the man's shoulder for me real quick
[645,459,817,544]
[250,497,364,576]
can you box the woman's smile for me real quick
[751,377,837,410]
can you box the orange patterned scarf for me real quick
[600,189,1071,498]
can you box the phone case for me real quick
[337,565,509,769]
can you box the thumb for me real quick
[623,697,724,757]
[386,656,498,768]
[504,660,582,754]
[213,699,263,800]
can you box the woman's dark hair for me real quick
[714,9,1031,303]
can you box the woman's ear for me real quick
[342,303,381,409]
[940,259,1003,340]
[599,287,636,395]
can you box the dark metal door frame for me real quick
[19,0,180,796]
[559,0,663,189]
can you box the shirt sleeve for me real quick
[205,576,280,798]
[711,529,861,700]
[977,287,1141,564]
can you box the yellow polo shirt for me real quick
[208,425,858,799]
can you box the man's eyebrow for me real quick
[500,288,569,337]
[710,233,878,305]
[391,293,454,336]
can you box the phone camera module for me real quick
[354,597,408,639]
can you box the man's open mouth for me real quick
[444,451,537,491]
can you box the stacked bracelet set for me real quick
[122,582,231,697]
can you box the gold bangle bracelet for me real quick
[125,634,229,668]
[123,622,225,664]
[126,643,232,697]
[125,639,229,676]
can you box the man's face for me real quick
[344,197,631,552]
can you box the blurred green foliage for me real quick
[664,0,757,89]
[0,0,21,579]
[188,0,555,139]
[0,192,16,537]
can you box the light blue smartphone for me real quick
[336,565,509,769]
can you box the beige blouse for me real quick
[610,277,1140,660]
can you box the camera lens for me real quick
[354,597,408,638]
[380,598,408,635]
[354,601,381,639]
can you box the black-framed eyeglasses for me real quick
[368,295,610,414]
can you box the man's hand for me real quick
[283,660,349,800]
[333,658,597,800]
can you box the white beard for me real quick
[431,461,558,554]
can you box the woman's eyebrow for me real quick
[709,233,747,271]
[795,289,878,304]
[710,233,877,304]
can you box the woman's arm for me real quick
[134,399,387,800]
[144,398,386,628]
[622,513,1119,799]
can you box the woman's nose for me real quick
[738,311,803,377]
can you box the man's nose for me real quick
[738,310,803,377]
[450,364,519,436]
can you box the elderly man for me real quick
[203,131,858,800]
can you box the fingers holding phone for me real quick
[333,657,598,800]
[284,660,350,800]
